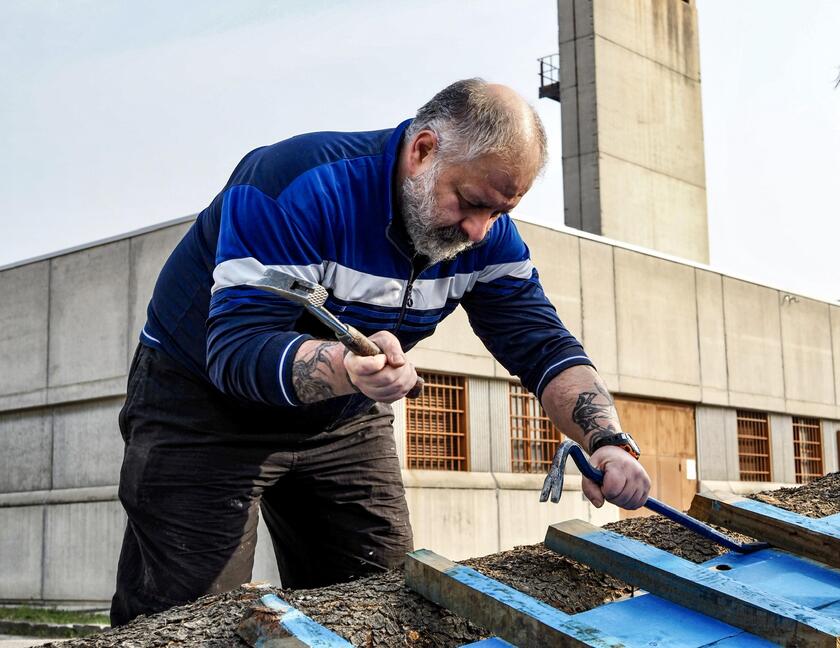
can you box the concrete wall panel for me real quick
[832,307,840,406]
[252,513,282,586]
[695,406,738,482]
[580,239,618,389]
[0,505,43,599]
[488,379,511,473]
[722,278,785,411]
[822,420,839,474]
[51,399,123,490]
[49,242,130,387]
[695,270,728,405]
[128,223,191,366]
[404,485,498,561]
[392,399,406,468]
[413,307,494,377]
[593,0,700,79]
[614,249,700,391]
[468,378,492,473]
[497,488,591,550]
[595,39,705,188]
[769,414,795,484]
[520,223,582,339]
[0,410,52,493]
[599,155,709,262]
[780,297,834,407]
[43,500,125,601]
[0,261,49,398]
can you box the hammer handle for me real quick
[344,325,425,399]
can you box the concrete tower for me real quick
[554,0,709,263]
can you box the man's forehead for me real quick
[460,168,529,201]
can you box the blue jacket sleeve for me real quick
[460,220,594,400]
[207,183,324,406]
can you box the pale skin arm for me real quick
[541,364,651,509]
[291,331,418,404]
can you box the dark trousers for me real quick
[110,345,413,627]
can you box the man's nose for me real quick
[460,213,494,243]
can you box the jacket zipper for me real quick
[385,223,432,334]
[395,262,419,333]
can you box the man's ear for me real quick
[407,130,437,174]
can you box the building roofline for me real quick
[0,214,198,273]
[0,212,836,307]
[514,217,839,307]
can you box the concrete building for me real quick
[553,0,709,263]
[1,217,838,604]
[1,0,838,607]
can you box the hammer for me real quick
[245,268,424,398]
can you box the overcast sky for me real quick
[1,1,838,302]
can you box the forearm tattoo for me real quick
[292,341,339,403]
[571,381,619,453]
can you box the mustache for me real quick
[433,223,470,245]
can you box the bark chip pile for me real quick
[50,472,839,647]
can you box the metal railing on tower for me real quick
[538,53,560,102]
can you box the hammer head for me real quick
[246,268,328,308]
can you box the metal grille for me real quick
[793,417,823,484]
[509,383,562,473]
[406,372,468,471]
[737,410,772,482]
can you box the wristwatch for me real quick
[590,432,641,460]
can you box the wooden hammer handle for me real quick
[344,325,424,399]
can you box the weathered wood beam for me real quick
[689,492,840,568]
[236,593,352,647]
[545,519,840,648]
[405,548,624,648]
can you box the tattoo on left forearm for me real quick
[292,341,339,403]
[571,382,618,452]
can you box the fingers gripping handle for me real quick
[342,325,381,357]
[342,325,425,399]
[539,440,769,554]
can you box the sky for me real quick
[1,0,838,302]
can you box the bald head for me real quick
[405,78,547,177]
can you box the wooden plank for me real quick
[405,549,625,648]
[689,492,840,568]
[236,593,352,647]
[545,519,840,647]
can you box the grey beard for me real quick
[400,163,474,264]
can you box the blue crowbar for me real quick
[540,440,769,554]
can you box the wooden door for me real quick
[613,397,697,519]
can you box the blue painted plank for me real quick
[823,512,840,528]
[575,592,776,648]
[460,639,516,647]
[689,493,840,569]
[406,548,626,647]
[702,549,840,610]
[545,520,840,646]
[258,594,352,647]
[731,499,840,539]
[817,599,840,620]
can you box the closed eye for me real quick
[458,192,503,216]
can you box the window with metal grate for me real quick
[792,417,823,484]
[509,383,563,473]
[736,410,772,482]
[406,372,468,471]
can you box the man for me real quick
[111,78,650,626]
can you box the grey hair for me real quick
[405,78,548,172]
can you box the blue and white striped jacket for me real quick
[141,120,592,425]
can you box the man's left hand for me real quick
[581,445,651,509]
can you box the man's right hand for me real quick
[344,331,418,403]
